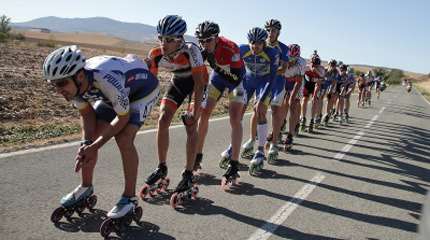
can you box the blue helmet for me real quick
[247,27,268,43]
[157,15,187,37]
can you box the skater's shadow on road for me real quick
[54,209,174,240]
[175,197,343,240]
[105,221,175,240]
[194,173,221,186]
[54,208,106,233]
[142,190,172,206]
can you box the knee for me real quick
[185,124,198,135]
[201,106,212,120]
[229,113,242,127]
[158,112,172,129]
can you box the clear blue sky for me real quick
[3,0,429,74]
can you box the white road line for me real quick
[0,113,251,159]
[247,173,326,240]
[247,107,386,240]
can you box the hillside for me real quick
[12,16,196,43]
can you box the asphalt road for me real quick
[1,86,429,240]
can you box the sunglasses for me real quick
[250,41,265,45]
[51,78,70,88]
[198,37,215,44]
[158,36,180,43]
[288,56,297,62]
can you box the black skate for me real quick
[139,164,169,200]
[170,170,199,209]
[221,160,240,190]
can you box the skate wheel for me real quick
[51,207,65,223]
[123,215,132,226]
[100,218,114,238]
[76,205,85,215]
[86,195,97,210]
[268,158,275,165]
[220,177,229,190]
[149,190,157,197]
[248,164,257,177]
[139,185,150,200]
[233,177,240,186]
[170,192,180,209]
[191,187,199,200]
[133,206,143,223]
[163,178,170,189]
[63,209,74,218]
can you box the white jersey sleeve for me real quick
[185,42,205,69]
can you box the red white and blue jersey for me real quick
[72,55,158,116]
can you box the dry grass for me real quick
[416,77,430,101]
[20,31,123,46]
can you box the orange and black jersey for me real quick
[147,42,207,80]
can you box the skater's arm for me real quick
[91,114,130,150]
[79,105,97,141]
[289,75,303,103]
[191,67,208,122]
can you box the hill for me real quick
[11,16,196,43]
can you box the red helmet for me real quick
[288,44,300,58]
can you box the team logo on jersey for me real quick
[104,73,124,91]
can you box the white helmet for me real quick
[43,45,86,82]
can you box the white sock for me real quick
[257,123,268,148]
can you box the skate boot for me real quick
[333,112,339,122]
[219,145,232,169]
[300,117,307,132]
[284,134,293,151]
[100,196,142,238]
[51,185,97,223]
[323,114,330,126]
[170,170,199,209]
[241,139,255,159]
[345,113,350,123]
[338,114,344,125]
[249,150,265,176]
[308,119,314,133]
[315,114,322,129]
[221,160,240,190]
[139,164,169,200]
[267,144,279,165]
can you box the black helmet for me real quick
[311,54,321,65]
[195,21,220,39]
[265,19,282,31]
[329,59,337,66]
[340,64,348,71]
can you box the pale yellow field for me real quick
[14,30,156,55]
[20,30,123,46]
